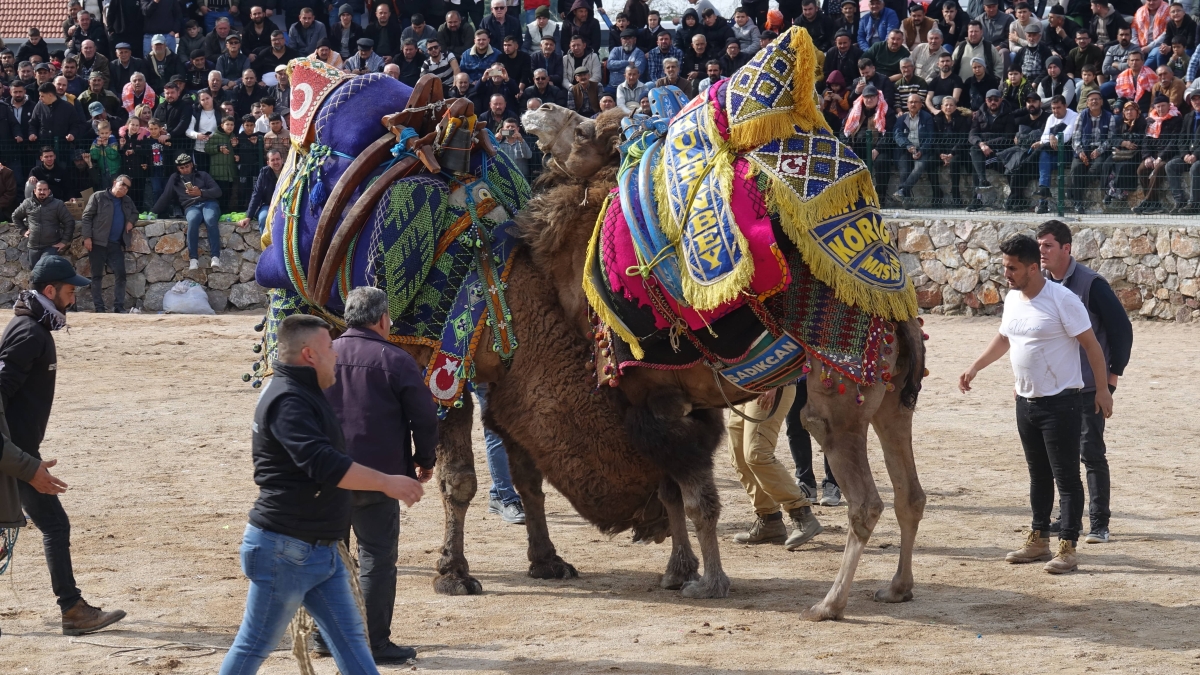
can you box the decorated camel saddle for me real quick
[584,27,918,397]
[251,60,531,415]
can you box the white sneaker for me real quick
[211,256,221,268]
[188,259,199,270]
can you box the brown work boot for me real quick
[61,599,127,636]
[785,506,824,550]
[1005,530,1051,564]
[1043,540,1078,574]
[733,511,787,544]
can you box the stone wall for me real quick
[0,220,268,312]
[891,219,1200,323]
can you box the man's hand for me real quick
[53,242,67,252]
[941,152,952,165]
[980,143,991,156]
[756,388,777,409]
[1049,137,1059,150]
[382,474,424,506]
[28,134,36,142]
[1187,153,1197,164]
[83,237,92,251]
[185,184,201,197]
[237,217,251,229]
[66,134,75,142]
[1094,386,1113,418]
[1091,149,1100,160]
[416,465,434,483]
[29,459,68,495]
[959,367,978,393]
[126,221,134,232]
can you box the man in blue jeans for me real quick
[1033,95,1078,213]
[220,314,425,675]
[150,153,224,271]
[474,384,525,524]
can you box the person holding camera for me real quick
[495,119,532,177]
[149,154,223,271]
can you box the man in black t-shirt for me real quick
[925,52,964,114]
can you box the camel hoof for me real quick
[680,573,730,599]
[873,587,914,603]
[433,572,484,596]
[528,556,579,580]
[800,603,844,622]
[660,569,700,590]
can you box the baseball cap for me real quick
[982,0,998,5]
[1024,91,1041,101]
[620,28,637,38]
[862,84,879,96]
[225,34,241,43]
[34,62,50,71]
[31,255,90,289]
[986,88,1002,98]
[151,33,167,45]
[274,64,288,73]
[88,101,104,116]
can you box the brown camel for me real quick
[411,105,926,620]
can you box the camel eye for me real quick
[574,127,588,140]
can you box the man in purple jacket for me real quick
[321,287,438,665]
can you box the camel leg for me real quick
[433,398,484,596]
[799,379,884,621]
[658,478,699,590]
[871,383,925,603]
[503,435,579,580]
[678,465,731,599]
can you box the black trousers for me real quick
[89,243,127,311]
[315,490,400,652]
[1069,156,1107,204]
[28,245,61,270]
[17,478,82,611]
[1079,390,1111,530]
[1016,392,1084,542]
[785,382,838,489]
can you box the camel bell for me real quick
[438,126,474,174]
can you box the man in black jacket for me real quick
[1166,89,1200,214]
[0,255,127,636]
[824,29,863,87]
[520,68,568,107]
[29,84,84,144]
[150,154,223,270]
[796,0,837,52]
[153,79,194,139]
[934,95,972,206]
[219,314,424,673]
[966,89,1015,211]
[25,148,72,203]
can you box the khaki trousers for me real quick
[728,386,811,516]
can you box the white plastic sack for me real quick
[162,280,215,315]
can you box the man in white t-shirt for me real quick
[959,234,1113,575]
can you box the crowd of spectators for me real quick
[4,0,1200,214]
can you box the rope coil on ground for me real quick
[288,541,368,675]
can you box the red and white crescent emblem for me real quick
[287,59,347,147]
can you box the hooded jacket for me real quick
[13,195,75,249]
[560,0,602,53]
[0,403,40,528]
[674,9,702,52]
[0,291,65,457]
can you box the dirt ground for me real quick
[1,313,1198,675]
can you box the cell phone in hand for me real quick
[184,182,194,190]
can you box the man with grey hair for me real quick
[222,313,425,673]
[318,286,437,665]
[79,175,137,313]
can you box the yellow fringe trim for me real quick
[727,27,828,152]
[581,194,645,360]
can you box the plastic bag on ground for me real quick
[163,280,215,315]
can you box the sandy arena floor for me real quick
[1,313,1197,674]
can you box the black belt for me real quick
[288,533,340,547]
[1019,388,1081,403]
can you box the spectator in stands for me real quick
[1159,4,1196,68]
[639,10,668,53]
[1013,23,1053,88]
[240,5,274,56]
[242,147,283,228]
[205,115,237,211]
[439,11,476,56]
[421,38,460,88]
[1165,89,1200,213]
[910,28,946,81]
[647,31,683,82]
[567,66,600,116]
[178,21,206,63]
[934,94,971,207]
[731,8,761,56]
[1032,95,1079,213]
[344,38,385,74]
[858,0,898,52]
[966,89,1014,211]
[30,83,84,144]
[253,31,300,77]
[331,5,366,60]
[900,2,933,50]
[607,29,647,93]
[952,20,1003,83]
[476,64,520,113]
[262,113,289,157]
[216,35,250,86]
[525,6,561,52]
[1152,64,1184,107]
[461,30,500,83]
[530,36,564,86]
[447,70,478,107]
[1104,101,1146,205]
[1114,49,1157,112]
[797,0,837,52]
[73,41,110,86]
[655,57,696,99]
[68,10,110,57]
[825,29,862,87]
[186,90,219,162]
[201,0,240,34]
[562,0,602,54]
[852,56,896,105]
[891,93,935,205]
[4,83,36,179]
[963,56,1000,111]
[152,153,223,269]
[1132,0,1170,68]
[994,91,1047,212]
[1007,2,1037,54]
[289,8,329,55]
[682,34,714,80]
[820,70,850,130]
[79,175,136,312]
[119,72,154,117]
[978,0,1013,64]
[394,39,424,85]
[403,13,438,49]
[269,66,290,117]
[366,3,404,60]
[482,0,523,49]
[599,94,616,112]
[25,147,72,202]
[154,78,195,140]
[232,69,268,118]
[17,29,50,65]
[892,57,927,108]
[1089,0,1128,49]
[146,34,186,92]
[562,34,600,88]
[1037,56,1077,111]
[721,38,750,75]
[58,60,87,97]
[496,118,531,177]
[696,60,721,91]
[844,85,892,193]
[615,64,647,111]
[833,0,859,40]
[1132,93,1182,213]
[607,13,633,52]
[236,114,262,209]
[1075,64,1101,111]
[1067,29,1104,81]
[1069,89,1116,213]
[0,160,15,222]
[203,69,229,107]
[1101,27,1135,94]
[14,178,74,268]
[312,39,343,69]
[925,52,962,113]
[497,35,533,87]
[478,92,516,133]
[202,18,234,61]
[674,8,702,52]
[521,67,566,106]
[936,1,965,49]
[1043,7,1079,60]
[1001,65,1035,110]
[109,43,146,93]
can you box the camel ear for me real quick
[610,133,622,156]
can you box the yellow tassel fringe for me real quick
[581,194,646,360]
[727,27,827,152]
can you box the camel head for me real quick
[521,103,587,164]
[562,108,626,180]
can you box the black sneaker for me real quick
[373,642,418,663]
[1035,198,1050,214]
[1049,518,1062,534]
[1085,527,1110,544]
[966,197,985,212]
